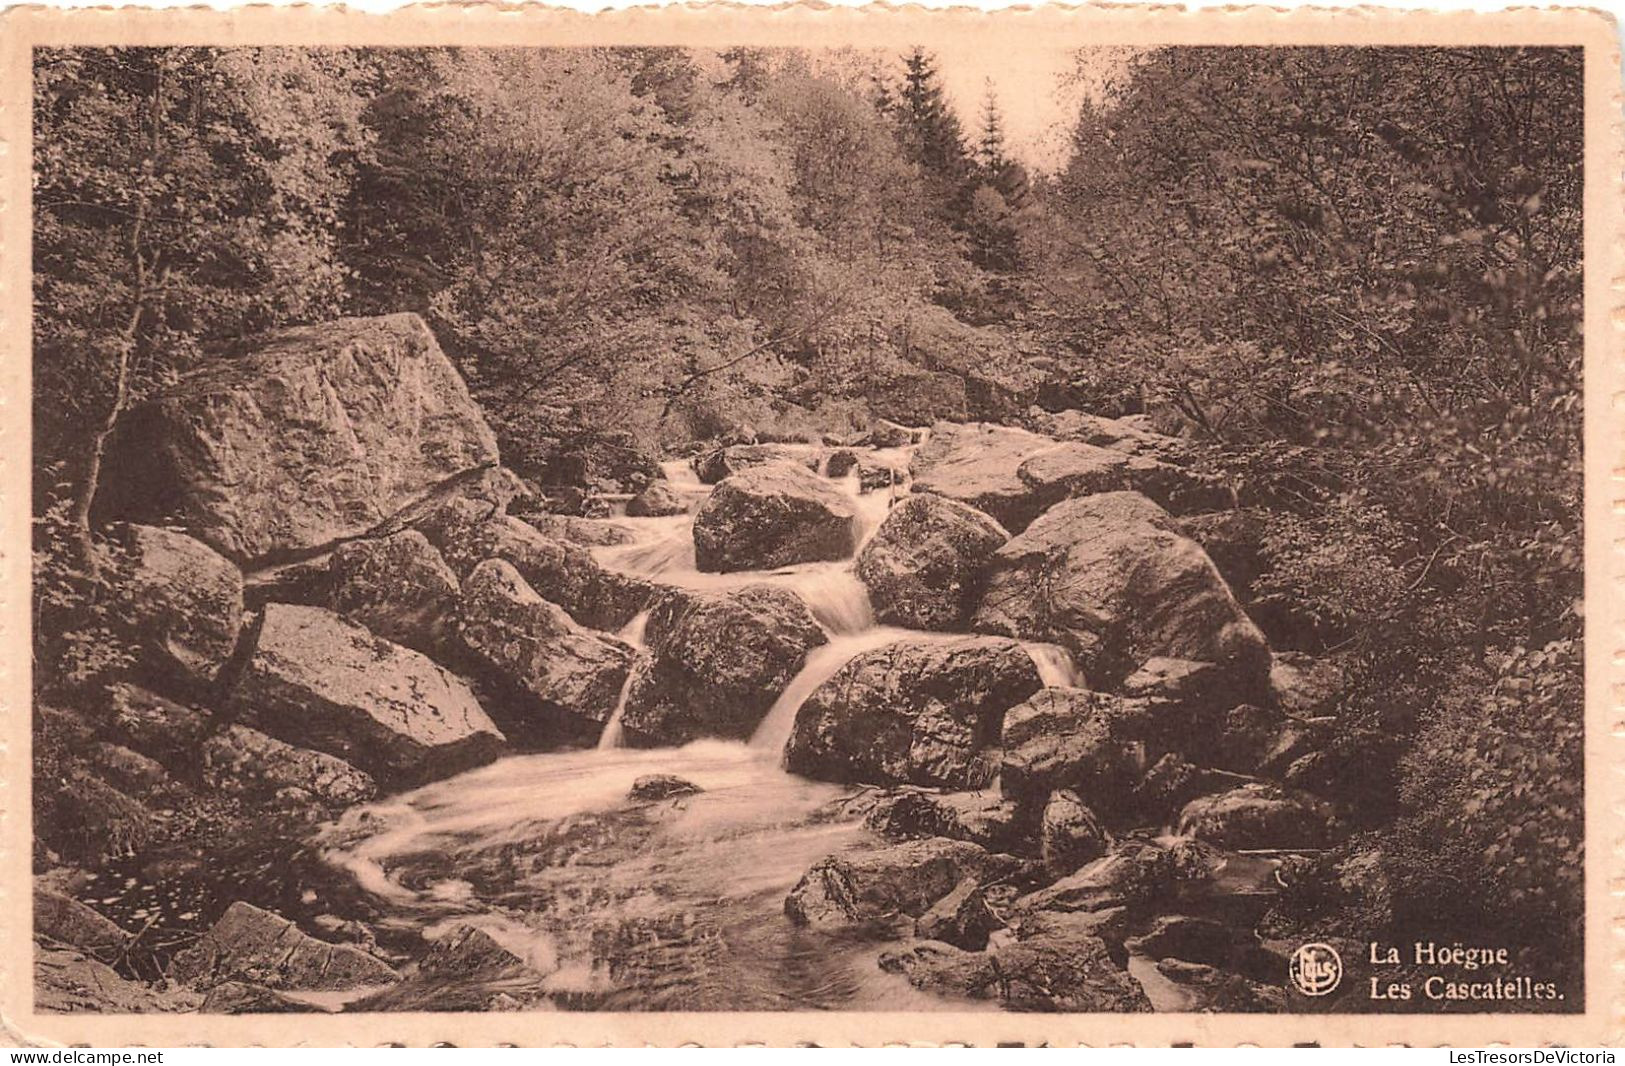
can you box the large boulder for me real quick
[879,926,1151,1012]
[201,724,377,806]
[625,481,688,518]
[619,585,826,745]
[973,492,1271,698]
[416,496,651,631]
[229,604,504,787]
[785,636,1044,789]
[908,422,1058,532]
[856,494,1008,631]
[998,687,1153,810]
[99,314,500,565]
[864,789,1028,854]
[783,838,1008,929]
[327,529,460,657]
[691,443,823,484]
[691,462,859,572]
[169,901,400,991]
[1040,790,1110,876]
[109,524,244,694]
[456,560,636,745]
[1177,784,1341,849]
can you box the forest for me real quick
[31,44,1584,1012]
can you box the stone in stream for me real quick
[1124,915,1238,967]
[1015,841,1176,914]
[96,313,500,566]
[618,585,827,746]
[864,789,1028,854]
[416,494,652,632]
[1177,783,1342,850]
[784,636,1045,790]
[972,491,1272,700]
[783,837,1015,929]
[356,925,553,1012]
[169,901,401,992]
[107,523,244,696]
[201,724,378,807]
[866,418,919,449]
[456,559,636,746]
[825,448,861,478]
[630,774,703,801]
[855,494,1008,632]
[998,687,1154,811]
[1039,789,1110,876]
[691,443,824,484]
[878,924,1151,1012]
[327,529,461,658]
[908,421,1059,532]
[856,458,905,494]
[691,461,859,572]
[914,878,1003,950]
[625,480,689,518]
[229,603,505,788]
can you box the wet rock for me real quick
[825,449,861,478]
[36,945,199,1013]
[1155,959,1289,1012]
[1178,784,1341,849]
[34,888,132,956]
[85,742,170,797]
[857,459,905,494]
[692,462,859,572]
[785,636,1044,789]
[1125,915,1237,966]
[856,494,1008,631]
[867,419,919,449]
[998,687,1152,810]
[201,981,324,1014]
[691,443,824,484]
[169,901,400,991]
[1016,841,1174,913]
[109,523,243,695]
[522,513,639,547]
[358,925,552,1012]
[1131,754,1257,823]
[880,925,1151,1012]
[908,421,1058,532]
[784,838,1009,929]
[202,724,377,806]
[915,878,1002,950]
[625,481,688,518]
[457,560,635,745]
[328,529,460,657]
[1270,651,1348,717]
[864,790,1028,853]
[973,491,1271,698]
[1040,790,1110,876]
[230,603,505,788]
[620,585,826,746]
[99,313,500,565]
[417,496,652,632]
[630,774,703,801]
[103,684,213,773]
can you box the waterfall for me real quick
[1023,641,1085,688]
[596,609,652,750]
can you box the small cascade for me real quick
[748,626,960,757]
[783,567,874,635]
[659,458,703,489]
[596,609,653,750]
[1023,642,1085,688]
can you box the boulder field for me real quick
[46,312,1358,1013]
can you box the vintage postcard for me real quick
[0,1,1619,1048]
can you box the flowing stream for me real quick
[320,441,1108,1011]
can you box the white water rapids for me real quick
[319,438,1091,1011]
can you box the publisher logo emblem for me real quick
[1290,942,1342,996]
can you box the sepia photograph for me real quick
[9,12,1617,1045]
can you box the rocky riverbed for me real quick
[36,312,1368,1015]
